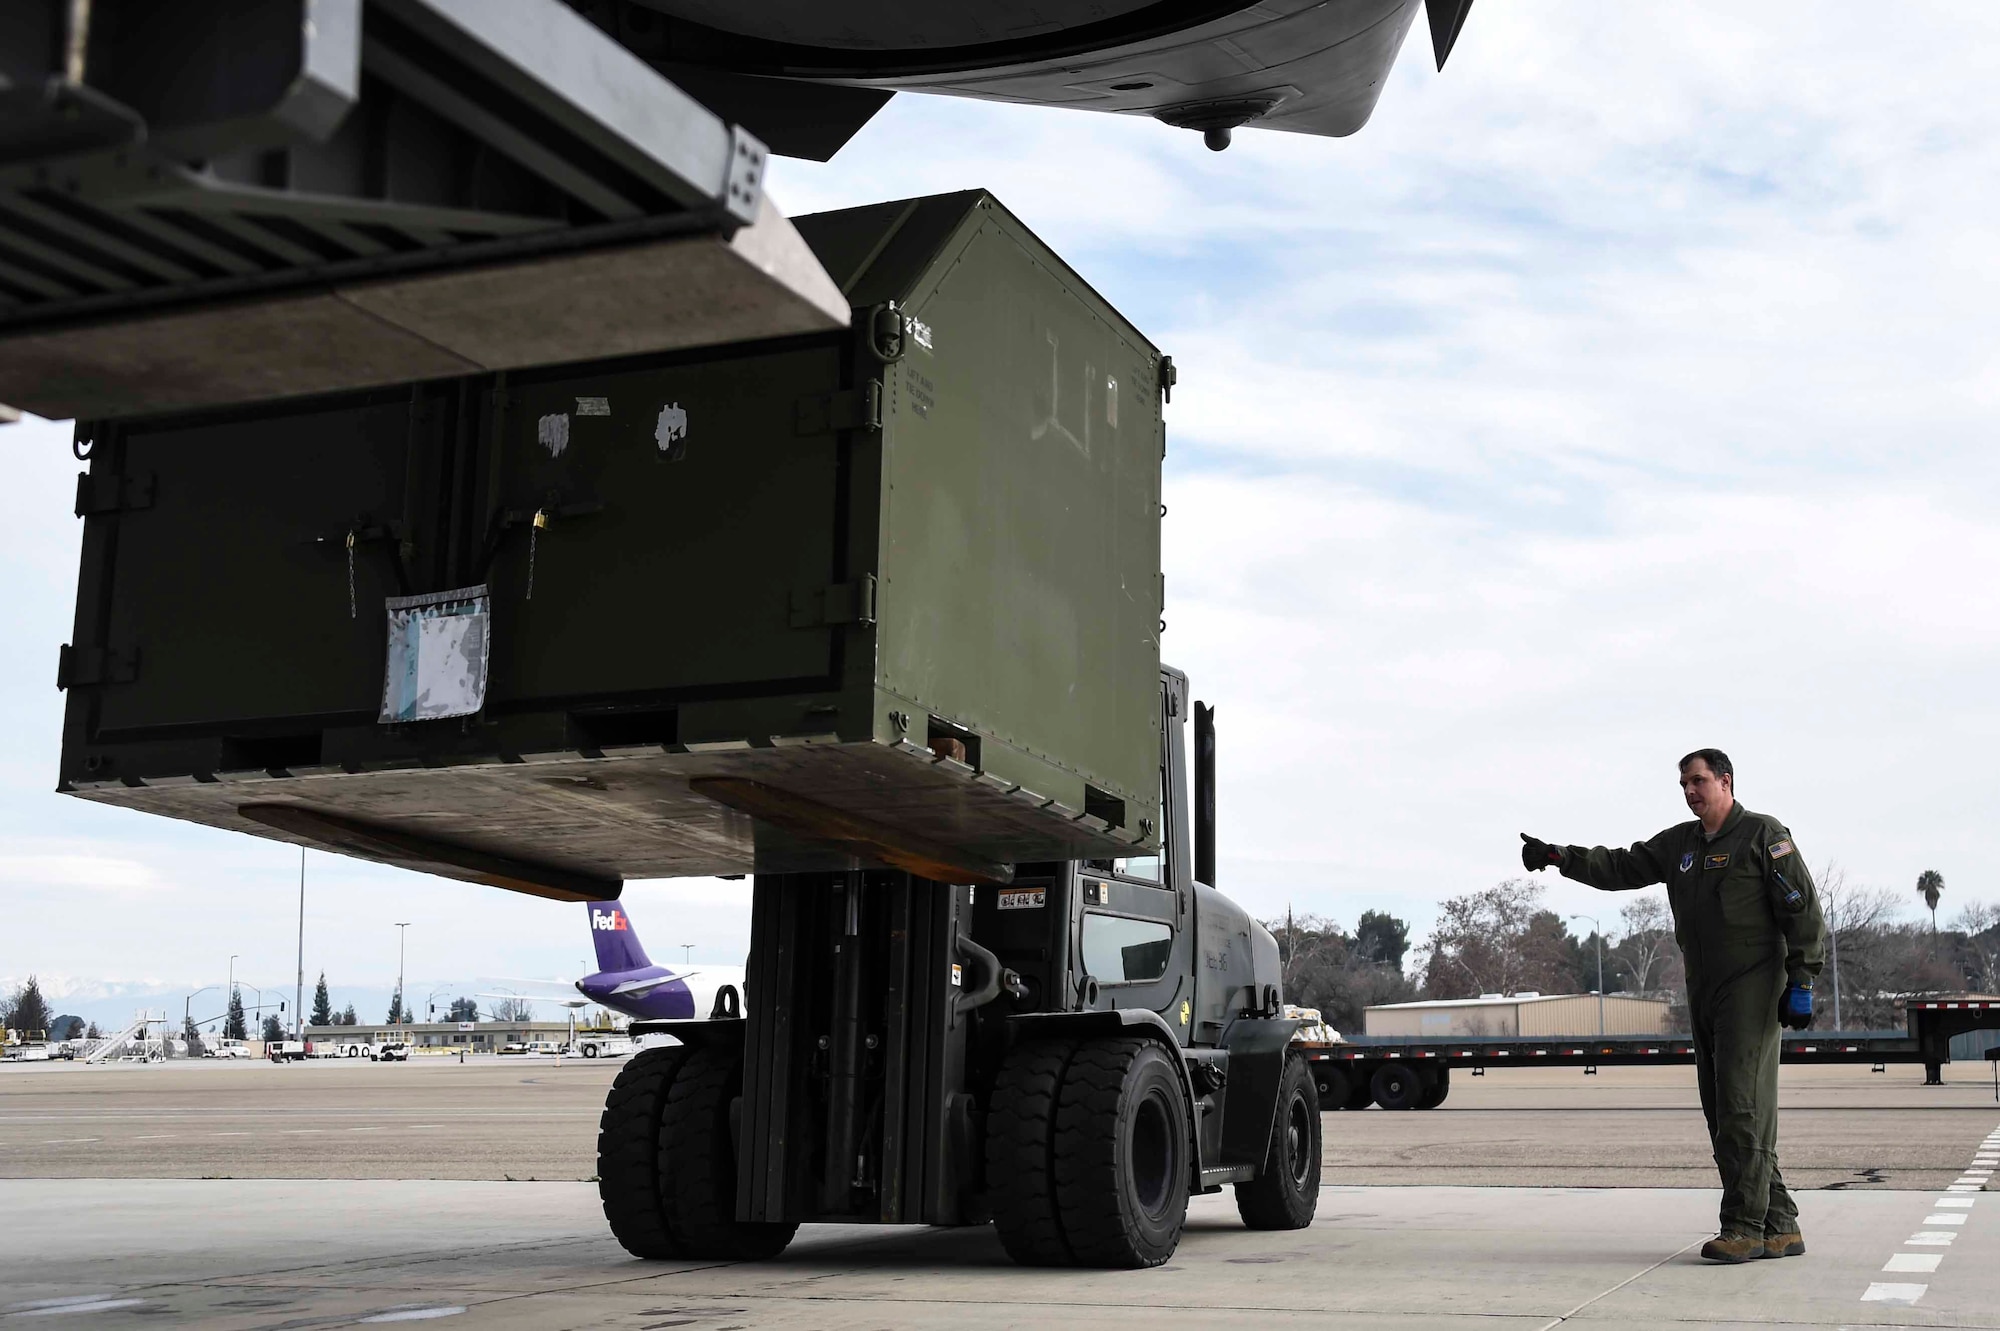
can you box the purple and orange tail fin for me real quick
[585,901,652,973]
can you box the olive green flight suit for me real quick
[1559,802,1827,1239]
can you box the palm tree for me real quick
[1918,869,1946,932]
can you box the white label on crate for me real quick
[998,888,1047,911]
[950,963,963,988]
[575,396,610,416]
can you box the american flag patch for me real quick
[1769,839,1795,859]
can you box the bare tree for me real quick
[1952,902,2000,995]
[1612,896,1675,994]
[489,997,537,1023]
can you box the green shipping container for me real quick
[57,191,1167,899]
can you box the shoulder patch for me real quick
[1769,839,1794,859]
[1679,851,1695,873]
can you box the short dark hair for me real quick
[1679,748,1733,783]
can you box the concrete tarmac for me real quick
[5,1057,2000,1327]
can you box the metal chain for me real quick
[346,530,357,620]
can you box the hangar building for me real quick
[1364,993,1672,1039]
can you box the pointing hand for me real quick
[1520,833,1563,873]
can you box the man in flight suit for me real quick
[1520,749,1826,1263]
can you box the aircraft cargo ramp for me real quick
[0,0,847,420]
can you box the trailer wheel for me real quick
[1234,1052,1321,1230]
[657,1047,797,1260]
[1370,1061,1424,1111]
[1416,1066,1451,1109]
[987,1036,1080,1265]
[596,1046,690,1259]
[1052,1036,1191,1268]
[582,1043,598,1058]
[1342,1071,1375,1111]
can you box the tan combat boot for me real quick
[1760,1230,1806,1258]
[1699,1232,1766,1263]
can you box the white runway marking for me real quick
[36,1139,98,1146]
[1885,1253,1943,1273]
[356,1307,466,1323]
[1906,1232,1957,1246]
[6,1297,147,1317]
[1922,1213,1967,1225]
[1862,1283,1928,1305]
[1937,1197,1975,1208]
[131,1134,174,1141]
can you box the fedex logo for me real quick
[591,908,628,932]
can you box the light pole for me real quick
[295,847,306,1039]
[183,985,218,1049]
[395,922,411,1028]
[681,944,695,966]
[1568,914,1605,1037]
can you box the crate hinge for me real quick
[74,471,155,518]
[795,380,882,436]
[58,643,139,690]
[790,575,877,629]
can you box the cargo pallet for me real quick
[1299,998,2000,1109]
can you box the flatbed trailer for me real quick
[1300,998,2000,1109]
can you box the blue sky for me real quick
[6,3,1999,1011]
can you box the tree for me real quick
[6,977,53,1037]
[260,1013,285,1042]
[1953,903,2000,996]
[1612,896,1676,994]
[338,1004,358,1025]
[1918,869,1946,932]
[50,1014,85,1041]
[224,986,248,1041]
[1266,913,1418,1031]
[1354,911,1411,969]
[1420,879,1547,999]
[180,1015,205,1057]
[447,997,479,1022]
[311,973,333,1027]
[386,991,406,1025]
[490,997,536,1022]
[84,1021,103,1040]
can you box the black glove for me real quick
[1779,983,1813,1031]
[1520,833,1563,873]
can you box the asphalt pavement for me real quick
[3,1056,1998,1327]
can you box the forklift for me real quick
[598,669,1321,1268]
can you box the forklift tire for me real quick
[1370,1061,1425,1111]
[657,1047,798,1260]
[1416,1066,1451,1109]
[596,1046,690,1259]
[987,1036,1079,1265]
[1234,1052,1321,1230]
[1052,1036,1191,1268]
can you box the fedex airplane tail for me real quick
[587,901,652,973]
